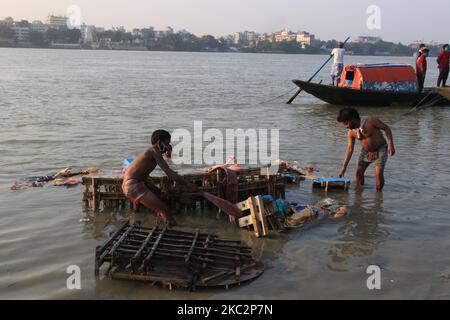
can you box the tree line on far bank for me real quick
[0,25,441,56]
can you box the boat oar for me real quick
[202,192,243,219]
[287,37,350,104]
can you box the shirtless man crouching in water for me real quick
[122,130,199,226]
[337,108,396,191]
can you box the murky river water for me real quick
[0,48,449,299]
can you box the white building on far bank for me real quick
[296,31,315,48]
[30,21,49,33]
[12,26,30,42]
[84,25,96,43]
[44,15,68,29]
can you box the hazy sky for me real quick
[1,0,449,43]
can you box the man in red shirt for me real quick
[416,48,429,92]
[437,44,450,87]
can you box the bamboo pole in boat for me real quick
[287,37,350,104]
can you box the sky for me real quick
[1,0,449,43]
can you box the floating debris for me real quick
[95,222,264,290]
[235,196,348,236]
[11,167,102,190]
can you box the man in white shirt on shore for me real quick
[331,42,346,86]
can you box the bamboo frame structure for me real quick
[82,167,286,213]
[95,222,264,290]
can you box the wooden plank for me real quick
[107,225,134,260]
[235,199,250,211]
[95,222,130,275]
[238,215,253,228]
[185,231,199,263]
[199,263,257,284]
[190,234,212,287]
[92,177,97,211]
[255,196,269,237]
[248,198,262,238]
[128,227,158,271]
[141,226,167,272]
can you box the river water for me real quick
[0,48,449,299]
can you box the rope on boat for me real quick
[402,89,437,116]
[259,87,297,104]
[394,88,444,124]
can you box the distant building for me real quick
[231,31,256,46]
[275,28,297,42]
[296,31,315,48]
[247,31,256,44]
[44,15,68,29]
[12,26,30,42]
[410,40,438,49]
[132,28,143,38]
[154,30,164,40]
[355,36,382,44]
[30,21,48,33]
[97,37,112,49]
[233,32,243,45]
[258,33,268,42]
[80,23,86,37]
[84,25,96,43]
[409,42,424,50]
[0,17,14,26]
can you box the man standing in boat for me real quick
[331,42,346,86]
[416,47,429,92]
[337,108,395,191]
[437,44,450,87]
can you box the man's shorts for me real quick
[122,179,149,206]
[358,144,388,169]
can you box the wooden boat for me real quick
[292,63,448,106]
[436,87,450,102]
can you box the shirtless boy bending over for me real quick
[122,130,198,225]
[337,108,396,191]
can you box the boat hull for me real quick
[292,80,448,107]
[436,88,450,102]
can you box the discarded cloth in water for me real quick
[11,167,102,190]
[26,176,54,183]
[286,206,319,227]
[274,199,290,215]
[285,198,348,228]
[10,181,46,190]
[52,179,80,187]
[313,198,348,218]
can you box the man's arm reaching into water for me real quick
[371,117,396,156]
[339,131,355,177]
